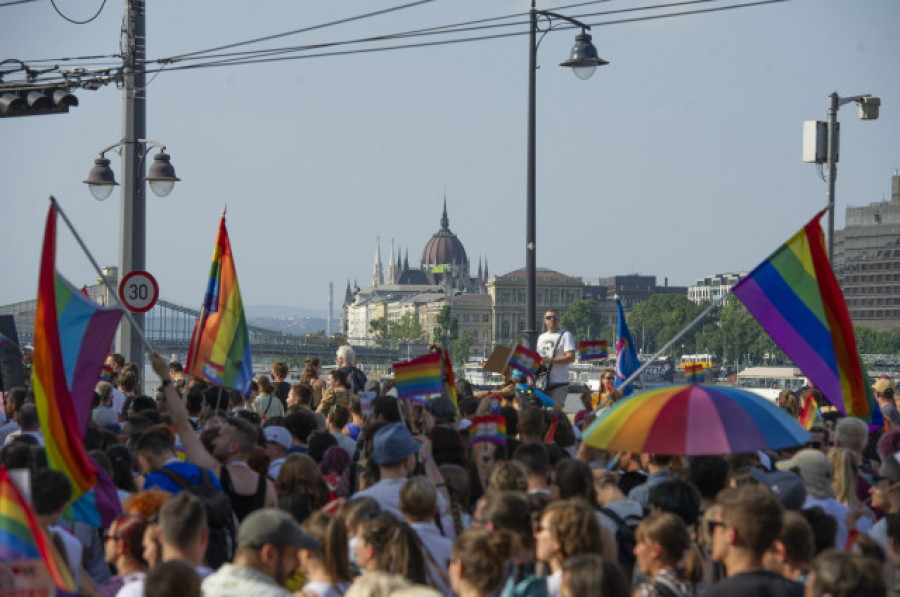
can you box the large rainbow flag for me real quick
[0,466,77,593]
[34,204,122,517]
[186,214,253,395]
[732,209,875,419]
[393,352,444,403]
[578,340,608,361]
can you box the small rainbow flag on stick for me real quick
[0,466,77,593]
[799,392,822,430]
[393,352,444,403]
[684,363,705,383]
[468,415,506,446]
[507,343,542,377]
[0,331,9,349]
[578,340,608,361]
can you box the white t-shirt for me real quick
[537,330,576,384]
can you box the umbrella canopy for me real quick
[582,384,811,455]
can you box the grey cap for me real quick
[371,422,420,465]
[749,468,807,510]
[237,508,320,550]
[425,397,457,420]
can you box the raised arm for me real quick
[149,353,222,475]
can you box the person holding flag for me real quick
[537,308,576,411]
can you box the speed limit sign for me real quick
[119,270,159,313]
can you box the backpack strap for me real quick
[598,506,626,527]
[156,466,191,490]
[653,576,685,597]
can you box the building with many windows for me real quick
[487,268,583,344]
[834,172,900,331]
[687,272,747,304]
[597,275,687,309]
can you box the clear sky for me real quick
[1,0,898,316]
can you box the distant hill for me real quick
[245,305,328,319]
[246,305,329,336]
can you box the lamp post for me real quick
[822,92,881,262]
[523,1,608,350]
[83,139,180,365]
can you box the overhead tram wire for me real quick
[136,0,749,70]
[138,0,786,75]
[4,0,786,86]
[50,0,108,24]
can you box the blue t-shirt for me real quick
[143,461,222,494]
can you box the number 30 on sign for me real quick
[118,270,159,313]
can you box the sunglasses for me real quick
[544,315,559,320]
[706,520,731,536]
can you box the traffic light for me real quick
[0,87,78,118]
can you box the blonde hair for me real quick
[828,447,860,507]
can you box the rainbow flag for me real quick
[507,343,542,377]
[186,214,253,395]
[615,299,639,396]
[684,363,705,383]
[99,363,112,382]
[733,209,875,420]
[439,348,459,414]
[33,204,123,516]
[578,340,608,361]
[393,352,444,402]
[799,392,821,430]
[0,466,77,593]
[468,415,506,446]
[0,331,9,348]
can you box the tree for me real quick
[560,299,605,343]
[389,312,424,344]
[369,317,391,347]
[450,331,475,367]
[433,305,458,347]
[627,294,705,354]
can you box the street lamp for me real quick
[84,140,180,200]
[805,92,881,262]
[523,1,608,350]
[83,138,180,366]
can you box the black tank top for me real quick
[220,465,267,522]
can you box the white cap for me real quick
[263,425,293,450]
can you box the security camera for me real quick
[857,95,881,120]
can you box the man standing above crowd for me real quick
[336,344,367,394]
[537,308,576,411]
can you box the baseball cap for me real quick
[748,468,807,510]
[263,425,292,450]
[237,508,320,550]
[873,378,894,394]
[511,370,527,381]
[371,423,420,465]
[775,449,834,499]
[425,397,457,420]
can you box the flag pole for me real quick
[591,293,727,416]
[50,196,156,355]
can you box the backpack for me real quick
[598,506,641,580]
[499,560,547,597]
[157,466,236,569]
[346,366,367,394]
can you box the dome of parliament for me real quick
[420,202,468,269]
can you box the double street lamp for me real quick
[523,1,608,350]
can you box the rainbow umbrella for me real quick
[582,385,810,455]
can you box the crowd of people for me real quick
[2,338,900,597]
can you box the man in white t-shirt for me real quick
[536,308,576,411]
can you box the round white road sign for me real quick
[118,270,159,313]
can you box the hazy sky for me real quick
[2,0,898,316]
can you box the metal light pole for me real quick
[822,91,881,262]
[82,0,180,367]
[523,0,608,350]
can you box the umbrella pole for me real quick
[593,294,727,416]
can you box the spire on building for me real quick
[387,239,396,284]
[343,280,352,305]
[371,237,383,287]
[440,195,449,229]
[404,249,409,271]
[484,259,489,280]
[477,257,483,283]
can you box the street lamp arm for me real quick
[535,9,591,31]
[96,138,168,158]
[835,93,874,108]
